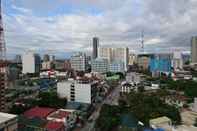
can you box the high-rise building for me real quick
[91,58,108,73]
[98,47,113,62]
[70,52,88,71]
[113,47,129,71]
[92,37,99,59]
[109,61,125,73]
[43,54,50,62]
[172,51,183,71]
[22,52,41,74]
[14,55,22,63]
[191,36,197,64]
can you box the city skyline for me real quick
[2,0,197,58]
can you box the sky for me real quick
[2,0,197,58]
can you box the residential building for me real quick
[42,61,53,70]
[137,54,151,70]
[54,60,65,70]
[91,58,108,73]
[113,47,129,71]
[109,61,125,73]
[98,47,113,63]
[191,36,197,64]
[22,51,41,74]
[172,51,183,71]
[92,37,99,59]
[126,72,141,84]
[0,112,18,131]
[121,82,134,94]
[70,52,88,71]
[128,53,137,66]
[64,60,71,71]
[57,79,98,104]
[14,54,22,64]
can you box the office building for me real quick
[109,61,124,73]
[22,52,41,74]
[43,54,50,62]
[98,47,113,63]
[57,79,97,104]
[91,58,108,73]
[92,37,99,59]
[149,54,172,76]
[70,52,88,71]
[191,36,197,64]
[41,61,53,70]
[0,112,18,131]
[14,54,22,63]
[113,47,129,71]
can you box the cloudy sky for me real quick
[2,0,197,58]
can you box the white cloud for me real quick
[3,0,197,58]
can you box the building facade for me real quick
[22,52,41,74]
[92,37,99,59]
[191,36,197,64]
[113,47,129,71]
[70,52,88,71]
[109,61,125,73]
[149,54,172,75]
[137,54,151,70]
[0,112,18,131]
[91,58,108,73]
[98,47,113,63]
[57,79,97,104]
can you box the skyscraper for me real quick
[92,37,99,59]
[191,36,197,64]
[22,51,41,74]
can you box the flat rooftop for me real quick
[0,112,17,124]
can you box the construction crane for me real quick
[0,0,7,112]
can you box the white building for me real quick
[22,52,41,74]
[70,52,88,71]
[41,61,53,70]
[57,79,97,104]
[113,47,129,71]
[91,58,108,73]
[98,47,113,63]
[109,61,124,73]
[0,112,18,131]
[126,72,141,84]
[173,51,183,71]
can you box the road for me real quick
[78,84,121,131]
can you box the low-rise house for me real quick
[165,95,188,108]
[47,109,77,129]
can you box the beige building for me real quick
[0,112,18,131]
[128,53,137,65]
[137,55,151,70]
[150,116,172,131]
[98,47,113,63]
[191,36,197,64]
[113,47,129,71]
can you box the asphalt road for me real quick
[78,84,121,131]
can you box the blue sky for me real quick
[2,0,196,59]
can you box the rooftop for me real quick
[24,107,56,119]
[0,112,17,124]
[48,109,73,119]
[150,116,171,125]
[45,121,65,131]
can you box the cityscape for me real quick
[1,1,197,131]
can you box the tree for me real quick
[38,91,67,108]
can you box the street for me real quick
[78,84,121,131]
